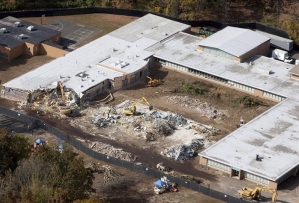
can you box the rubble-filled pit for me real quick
[68,98,221,162]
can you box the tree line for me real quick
[0,128,103,203]
[0,1,298,44]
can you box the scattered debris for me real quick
[164,96,225,119]
[163,139,204,161]
[89,142,138,162]
[154,176,178,194]
[103,165,123,185]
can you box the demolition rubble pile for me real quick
[103,165,123,185]
[89,141,138,162]
[150,111,188,136]
[164,96,225,119]
[163,139,204,161]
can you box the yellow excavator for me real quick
[57,81,71,115]
[147,76,159,87]
[122,97,153,115]
[238,186,278,203]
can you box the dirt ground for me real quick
[1,13,298,203]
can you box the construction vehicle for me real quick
[236,116,245,128]
[122,97,153,115]
[57,81,71,115]
[157,162,169,172]
[147,76,159,87]
[238,187,278,203]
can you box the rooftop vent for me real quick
[14,22,21,27]
[257,68,271,75]
[19,34,25,39]
[0,28,7,33]
[27,26,35,31]
[110,60,129,69]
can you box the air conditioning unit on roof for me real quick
[0,28,7,33]
[19,34,25,39]
[14,22,21,27]
[27,26,34,31]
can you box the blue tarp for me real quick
[154,180,166,187]
[35,139,43,144]
[58,144,64,149]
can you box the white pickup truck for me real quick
[272,49,293,63]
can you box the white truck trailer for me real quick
[272,49,293,63]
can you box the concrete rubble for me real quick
[89,141,138,162]
[163,139,204,161]
[164,96,225,119]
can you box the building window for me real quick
[56,36,58,41]
[244,172,269,186]
[1,90,4,95]
[140,71,143,78]
[207,159,230,172]
[35,47,38,51]
[27,47,30,51]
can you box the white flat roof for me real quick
[108,14,190,45]
[198,26,270,57]
[147,32,299,180]
[146,32,297,99]
[200,98,299,181]
[3,35,153,96]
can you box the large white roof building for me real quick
[2,14,299,189]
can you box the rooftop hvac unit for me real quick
[27,26,34,31]
[0,28,7,33]
[14,22,21,27]
[19,34,25,39]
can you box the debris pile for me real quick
[164,96,225,119]
[152,111,188,126]
[189,124,219,136]
[89,142,138,162]
[102,165,123,185]
[163,139,204,161]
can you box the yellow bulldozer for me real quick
[122,97,153,115]
[147,76,159,87]
[238,186,277,203]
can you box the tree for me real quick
[0,128,31,177]
[0,143,94,203]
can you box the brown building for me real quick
[0,16,67,60]
[197,26,270,62]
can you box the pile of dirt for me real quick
[164,96,225,119]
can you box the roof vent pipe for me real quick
[256,154,259,161]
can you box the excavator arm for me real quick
[123,97,153,115]
[238,187,277,203]
[57,81,66,105]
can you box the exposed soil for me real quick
[1,13,295,203]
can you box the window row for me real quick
[229,81,254,93]
[263,91,285,101]
[244,172,269,186]
[207,159,230,172]
[157,58,229,85]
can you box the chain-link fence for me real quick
[0,106,251,203]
